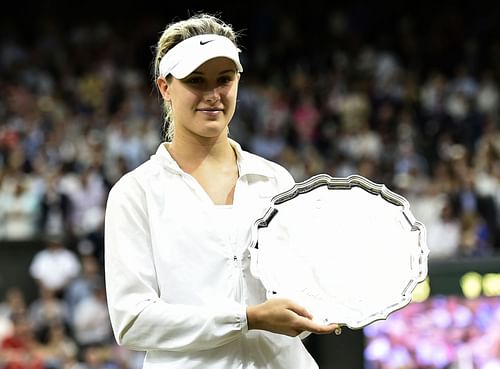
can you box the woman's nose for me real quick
[204,88,220,103]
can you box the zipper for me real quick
[233,255,245,303]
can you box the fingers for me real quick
[296,316,340,335]
[247,297,343,337]
[285,300,314,320]
[281,299,341,335]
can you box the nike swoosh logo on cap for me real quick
[199,40,214,45]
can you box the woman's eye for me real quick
[186,77,204,84]
[218,76,233,85]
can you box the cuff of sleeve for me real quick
[298,330,311,340]
[239,305,249,334]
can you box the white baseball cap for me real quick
[159,34,243,79]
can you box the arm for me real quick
[104,176,247,352]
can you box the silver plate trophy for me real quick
[249,174,429,331]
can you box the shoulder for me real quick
[30,249,48,263]
[106,159,157,206]
[238,149,296,191]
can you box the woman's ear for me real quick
[157,77,170,101]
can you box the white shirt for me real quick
[426,220,461,259]
[104,139,318,369]
[29,247,81,291]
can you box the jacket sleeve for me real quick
[104,174,248,352]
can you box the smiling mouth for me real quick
[197,108,223,112]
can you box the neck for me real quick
[166,131,235,173]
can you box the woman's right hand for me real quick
[246,297,339,337]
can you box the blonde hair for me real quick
[153,13,241,141]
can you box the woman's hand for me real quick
[246,297,339,337]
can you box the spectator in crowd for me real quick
[64,252,104,323]
[72,279,112,350]
[0,175,40,240]
[28,285,71,341]
[0,287,28,344]
[1,312,44,369]
[37,320,79,369]
[0,287,28,320]
[38,170,72,238]
[426,198,461,259]
[65,165,107,262]
[29,235,81,296]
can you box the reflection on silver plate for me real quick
[249,174,429,329]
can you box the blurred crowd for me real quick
[364,296,500,369]
[0,236,145,369]
[1,5,500,369]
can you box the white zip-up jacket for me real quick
[104,139,318,369]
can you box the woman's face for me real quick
[158,57,240,141]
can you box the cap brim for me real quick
[159,34,243,79]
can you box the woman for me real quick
[104,13,338,369]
